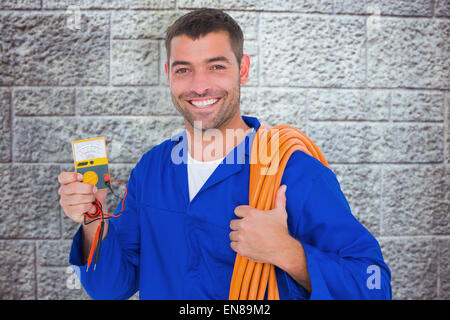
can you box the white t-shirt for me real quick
[187,152,224,201]
[186,128,255,202]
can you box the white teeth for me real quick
[190,98,219,108]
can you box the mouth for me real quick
[187,97,221,109]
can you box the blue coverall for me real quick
[70,115,392,300]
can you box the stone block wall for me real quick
[0,0,448,300]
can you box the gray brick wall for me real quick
[0,0,448,300]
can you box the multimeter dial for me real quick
[73,138,107,162]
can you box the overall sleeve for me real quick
[69,167,140,300]
[282,155,392,300]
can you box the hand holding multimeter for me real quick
[58,137,127,270]
[58,137,110,224]
[58,171,108,225]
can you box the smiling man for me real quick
[60,8,391,300]
[167,31,247,133]
[165,16,252,162]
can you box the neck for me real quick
[186,114,251,162]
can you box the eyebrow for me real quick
[171,56,231,69]
[207,56,231,64]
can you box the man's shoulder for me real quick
[284,149,335,183]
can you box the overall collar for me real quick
[170,115,261,204]
[170,115,261,160]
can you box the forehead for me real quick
[169,31,235,63]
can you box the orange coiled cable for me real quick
[229,124,330,300]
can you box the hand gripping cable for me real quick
[228,124,330,300]
[83,173,127,271]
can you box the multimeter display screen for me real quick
[73,138,107,162]
[72,137,110,190]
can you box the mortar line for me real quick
[379,164,384,236]
[364,4,368,92]
[256,11,261,90]
[2,85,449,91]
[388,90,392,122]
[160,41,166,86]
[437,238,441,298]
[12,114,443,123]
[255,11,262,125]
[58,162,64,242]
[109,11,113,88]
[157,38,161,88]
[444,92,448,164]
[305,90,310,136]
[0,8,446,19]
[15,114,444,123]
[10,88,15,163]
[73,87,77,117]
[34,242,38,299]
[432,0,436,18]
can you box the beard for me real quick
[171,83,241,132]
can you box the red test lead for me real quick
[83,176,127,271]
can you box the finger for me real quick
[229,219,242,231]
[229,231,241,242]
[63,193,96,206]
[59,182,97,196]
[234,205,251,218]
[64,202,94,220]
[58,172,83,185]
[95,189,107,197]
[94,189,108,203]
[230,241,239,253]
[274,184,287,210]
[63,208,85,224]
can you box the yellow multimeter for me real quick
[72,137,110,190]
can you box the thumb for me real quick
[95,188,108,205]
[274,184,287,211]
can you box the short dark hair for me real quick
[165,8,244,66]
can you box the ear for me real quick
[164,61,170,84]
[239,54,250,85]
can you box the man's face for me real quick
[165,31,249,132]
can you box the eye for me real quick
[175,67,189,74]
[211,65,226,70]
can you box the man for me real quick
[58,8,391,299]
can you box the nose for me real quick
[190,70,211,96]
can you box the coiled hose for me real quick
[229,124,330,300]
